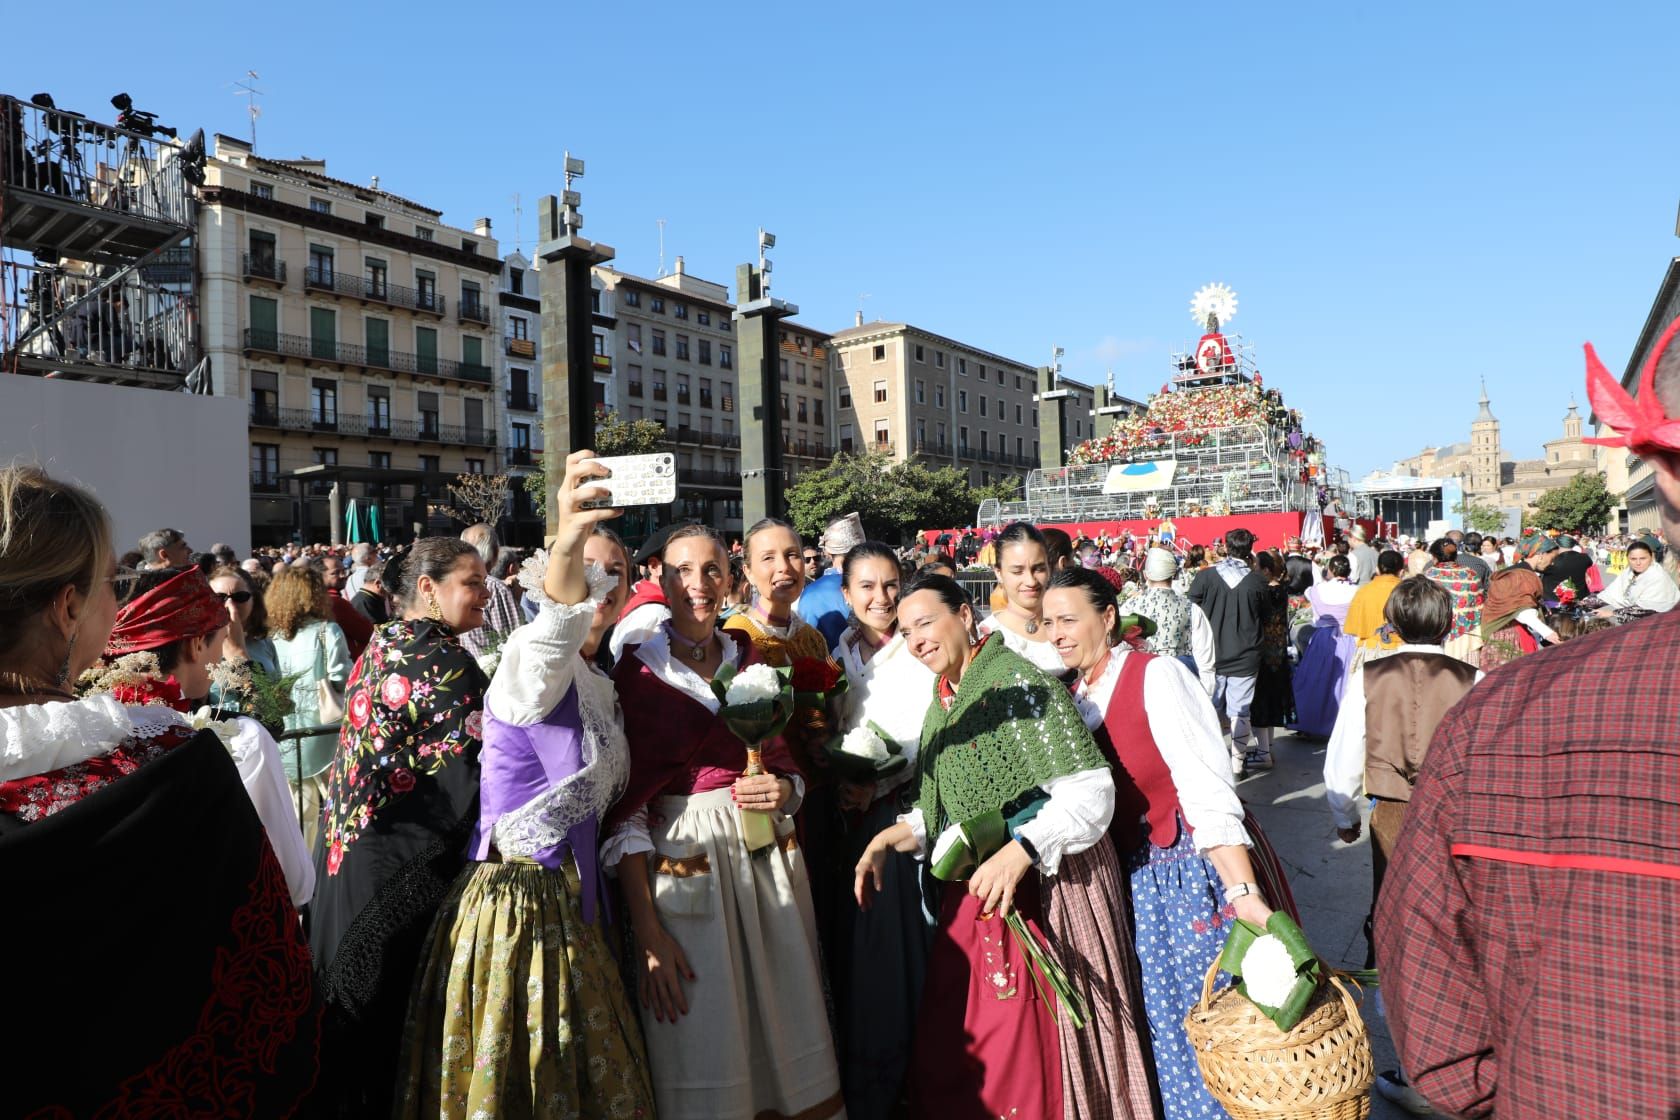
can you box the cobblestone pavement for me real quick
[1239,729,1416,1120]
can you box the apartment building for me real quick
[827,319,1094,488]
[495,251,548,544]
[593,258,832,534]
[197,135,502,545]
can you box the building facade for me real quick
[198,135,503,545]
[1394,387,1596,515]
[825,319,1094,491]
[496,250,548,545]
[593,258,832,536]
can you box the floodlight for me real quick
[759,230,776,249]
[562,190,581,207]
[564,156,585,177]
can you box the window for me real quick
[937,421,947,446]
[699,339,712,365]
[676,335,689,361]
[796,363,807,385]
[916,418,927,447]
[935,384,945,408]
[251,181,273,200]
[591,288,601,313]
[980,395,988,418]
[419,391,440,437]
[780,393,789,421]
[875,419,891,446]
[1015,375,1023,391]
[627,323,642,354]
[309,307,336,360]
[248,295,278,348]
[780,358,790,381]
[419,454,440,479]
[310,379,338,427]
[699,378,713,408]
[465,458,483,473]
[653,374,666,401]
[959,358,968,376]
[840,423,855,453]
[935,351,945,369]
[719,344,733,370]
[462,337,484,375]
[812,365,823,388]
[839,383,852,409]
[511,423,531,450]
[677,375,691,405]
[247,230,277,276]
[461,280,484,319]
[592,332,605,355]
[628,363,643,396]
[872,344,886,362]
[650,296,665,314]
[251,443,279,485]
[366,257,387,299]
[624,289,640,307]
[814,400,824,425]
[416,269,437,310]
[1075,420,1082,437]
[365,212,384,230]
[1032,408,1038,426]
[675,303,688,320]
[1017,436,1025,458]
[511,315,529,341]
[1034,440,1040,459]
[310,197,331,214]
[797,398,808,423]
[960,426,970,452]
[509,268,524,295]
[415,326,438,373]
[652,329,666,357]
[365,317,389,367]
[915,345,925,363]
[415,226,433,241]
[873,380,888,404]
[464,398,485,440]
[308,244,334,285]
[1016,404,1023,424]
[367,384,390,433]
[698,311,711,327]
[915,379,925,404]
[997,367,1005,385]
[244,373,278,433]
[959,390,968,413]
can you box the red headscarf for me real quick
[106,568,227,656]
[1585,315,1680,455]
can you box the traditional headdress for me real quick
[106,568,226,656]
[820,512,866,557]
[1520,535,1559,559]
[1585,315,1680,455]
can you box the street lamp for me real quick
[758,228,776,294]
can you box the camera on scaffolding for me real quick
[110,93,176,140]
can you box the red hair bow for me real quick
[1584,315,1680,455]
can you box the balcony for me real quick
[682,469,743,489]
[506,447,534,467]
[458,298,491,325]
[698,391,714,409]
[296,265,445,316]
[592,354,612,374]
[250,473,288,494]
[627,381,643,398]
[246,403,497,447]
[243,328,489,385]
[676,389,692,406]
[242,253,286,286]
[506,335,536,359]
[651,385,668,402]
[507,389,539,411]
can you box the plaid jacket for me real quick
[1375,608,1680,1119]
[459,577,523,658]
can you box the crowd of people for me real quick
[7,325,1680,1118]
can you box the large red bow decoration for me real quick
[1584,315,1680,455]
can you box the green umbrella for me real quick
[367,502,381,543]
[344,499,363,543]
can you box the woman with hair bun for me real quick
[309,535,492,1118]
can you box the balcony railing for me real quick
[698,391,714,409]
[242,253,286,284]
[506,447,534,467]
[458,298,490,325]
[682,469,743,488]
[296,265,445,315]
[651,386,668,401]
[243,329,490,384]
[506,335,536,359]
[246,403,496,446]
[250,472,288,493]
[507,389,539,411]
[628,382,644,398]
[662,427,741,449]
[676,389,692,405]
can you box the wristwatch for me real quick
[1015,834,1042,868]
[1224,881,1258,903]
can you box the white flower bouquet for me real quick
[709,661,795,852]
[1216,911,1320,1031]
[823,721,908,782]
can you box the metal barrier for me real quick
[274,721,343,829]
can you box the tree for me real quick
[522,410,669,500]
[785,451,1017,544]
[1530,471,1619,534]
[1454,498,1508,535]
[445,472,510,528]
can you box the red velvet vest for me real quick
[620,579,667,621]
[1092,650,1186,854]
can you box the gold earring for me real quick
[427,594,443,621]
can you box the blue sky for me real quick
[12,1,1680,477]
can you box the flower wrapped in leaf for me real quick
[823,721,909,783]
[709,662,794,851]
[1216,911,1321,1031]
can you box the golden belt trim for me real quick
[652,852,712,877]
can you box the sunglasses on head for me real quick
[214,590,253,605]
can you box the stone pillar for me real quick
[328,482,343,546]
[537,195,614,538]
[1036,365,1072,471]
[734,263,797,527]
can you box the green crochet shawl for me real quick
[912,634,1108,835]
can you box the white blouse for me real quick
[1599,564,1680,614]
[484,561,631,860]
[835,627,937,797]
[976,614,1070,675]
[0,696,315,907]
[1072,648,1251,852]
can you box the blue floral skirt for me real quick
[1127,826,1233,1120]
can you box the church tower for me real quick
[1562,400,1582,441]
[1469,380,1501,497]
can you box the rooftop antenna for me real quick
[232,70,263,148]
[512,192,523,256]
[858,292,871,319]
[657,218,667,277]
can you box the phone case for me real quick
[581,453,678,509]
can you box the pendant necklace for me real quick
[1011,606,1040,635]
[668,624,710,662]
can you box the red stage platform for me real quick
[922,513,1382,554]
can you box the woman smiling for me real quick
[976,521,1070,675]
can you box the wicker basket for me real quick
[1183,959,1373,1120]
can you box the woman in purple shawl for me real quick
[397,452,656,1118]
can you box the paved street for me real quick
[1241,729,1411,1120]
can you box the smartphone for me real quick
[580,452,678,510]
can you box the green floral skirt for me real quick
[397,857,656,1120]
